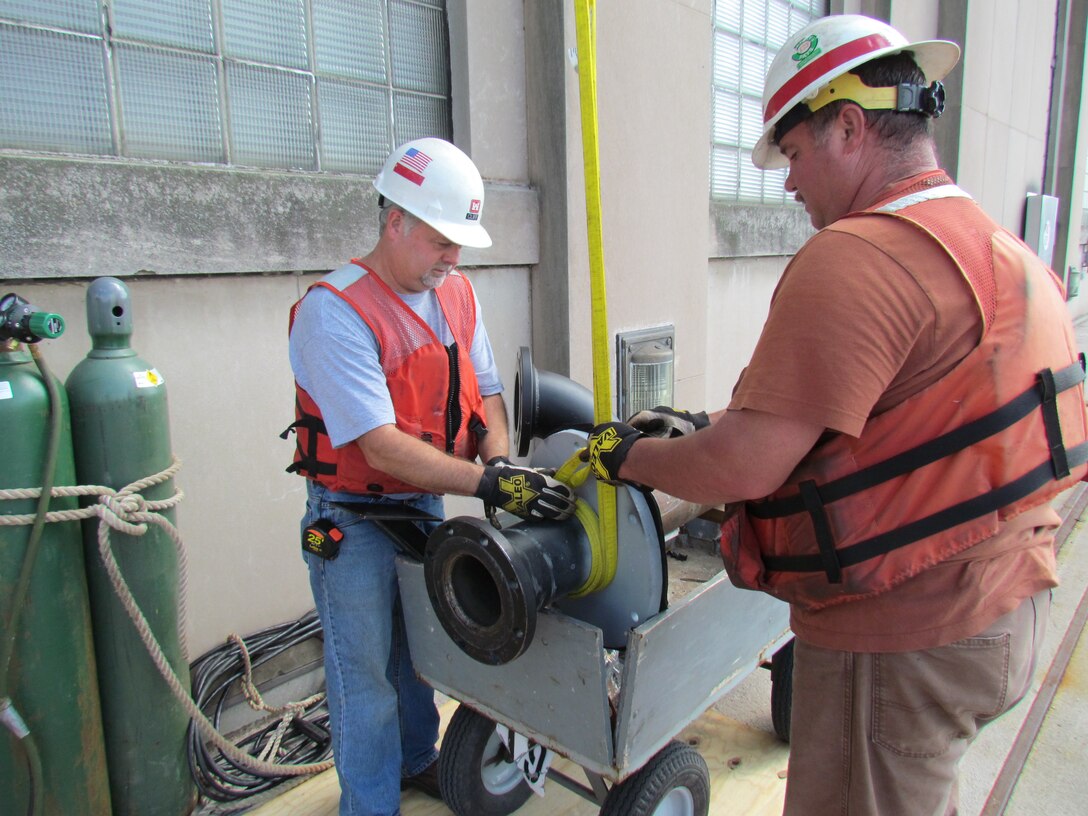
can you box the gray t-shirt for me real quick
[289,265,503,448]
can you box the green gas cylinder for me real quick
[1,318,112,814]
[65,278,195,816]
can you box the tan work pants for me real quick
[782,590,1050,816]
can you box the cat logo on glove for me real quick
[589,426,623,480]
[499,472,539,513]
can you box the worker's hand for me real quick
[475,460,576,522]
[627,406,710,438]
[584,422,646,484]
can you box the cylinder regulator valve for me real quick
[0,293,65,345]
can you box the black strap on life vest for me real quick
[798,479,842,584]
[1039,366,1072,479]
[445,343,462,454]
[280,397,336,478]
[754,358,1087,582]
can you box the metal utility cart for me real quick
[395,421,793,816]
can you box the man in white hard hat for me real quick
[285,137,575,815]
[585,15,1088,815]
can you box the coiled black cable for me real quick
[186,609,331,805]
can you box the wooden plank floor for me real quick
[250,698,789,816]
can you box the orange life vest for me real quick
[721,185,1088,611]
[284,262,487,494]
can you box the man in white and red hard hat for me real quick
[586,15,1088,815]
[286,138,574,815]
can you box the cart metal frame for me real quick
[396,554,791,808]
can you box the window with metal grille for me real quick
[0,0,451,174]
[710,0,825,203]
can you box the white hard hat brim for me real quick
[752,38,961,170]
[430,219,493,249]
[375,186,495,248]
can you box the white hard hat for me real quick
[374,137,492,248]
[752,14,961,170]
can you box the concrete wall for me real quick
[956,0,1058,229]
[4,0,1086,658]
[563,0,717,410]
[1,2,535,657]
[1050,0,1088,317]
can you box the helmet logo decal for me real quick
[792,35,821,70]
[393,146,432,186]
[466,199,481,221]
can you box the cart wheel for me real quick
[438,705,532,816]
[770,637,794,743]
[599,740,709,816]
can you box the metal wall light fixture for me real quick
[617,325,675,421]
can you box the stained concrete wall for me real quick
[0,1,535,657]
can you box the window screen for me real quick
[0,0,451,174]
[711,0,825,202]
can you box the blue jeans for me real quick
[302,482,442,816]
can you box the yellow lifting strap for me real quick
[553,452,609,598]
[568,0,619,596]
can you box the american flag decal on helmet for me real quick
[393,147,432,186]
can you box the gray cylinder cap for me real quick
[86,277,132,340]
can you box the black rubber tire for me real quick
[438,705,532,816]
[599,740,710,816]
[770,637,795,743]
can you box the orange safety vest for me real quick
[284,262,487,495]
[721,185,1088,611]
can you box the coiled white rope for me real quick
[229,631,327,765]
[2,459,190,657]
[0,460,333,778]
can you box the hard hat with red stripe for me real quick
[374,137,492,248]
[752,14,960,170]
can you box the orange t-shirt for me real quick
[728,178,1060,652]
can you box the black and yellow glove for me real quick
[626,405,710,438]
[475,458,576,522]
[585,422,646,483]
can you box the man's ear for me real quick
[838,103,868,155]
[386,207,406,238]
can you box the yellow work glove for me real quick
[584,422,646,484]
[475,457,576,522]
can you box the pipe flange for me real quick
[424,517,536,665]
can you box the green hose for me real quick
[0,343,61,816]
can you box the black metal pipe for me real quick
[423,516,589,665]
[513,345,595,456]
